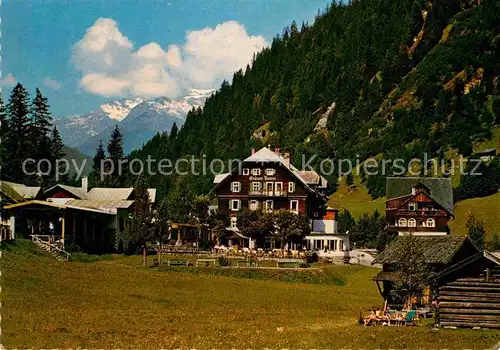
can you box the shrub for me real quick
[70,253,113,263]
[218,256,231,267]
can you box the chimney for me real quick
[81,176,88,194]
[274,147,281,155]
[251,148,256,155]
[283,152,291,168]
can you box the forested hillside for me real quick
[130,0,500,200]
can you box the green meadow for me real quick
[1,240,499,348]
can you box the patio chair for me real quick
[402,310,417,326]
[390,311,404,326]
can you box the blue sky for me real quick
[2,0,330,117]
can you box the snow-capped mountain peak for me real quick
[100,98,144,121]
[55,88,213,155]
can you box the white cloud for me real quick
[0,73,17,88]
[43,77,63,90]
[72,18,267,98]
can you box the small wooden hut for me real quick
[429,251,500,329]
[372,235,479,308]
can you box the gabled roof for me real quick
[213,147,327,197]
[66,199,134,211]
[213,173,231,184]
[373,235,477,265]
[397,190,453,216]
[3,200,114,215]
[428,250,500,282]
[244,147,282,163]
[44,184,88,199]
[474,148,497,155]
[297,171,320,184]
[46,187,158,202]
[386,177,454,215]
[87,188,133,201]
[1,181,41,202]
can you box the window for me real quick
[251,168,261,176]
[398,218,407,227]
[288,182,296,193]
[265,168,276,176]
[231,182,241,193]
[408,203,416,211]
[242,168,250,176]
[265,182,274,195]
[251,182,261,192]
[249,200,259,211]
[340,240,344,251]
[408,218,417,227]
[230,199,241,211]
[314,240,324,250]
[230,217,238,229]
[264,200,274,212]
[426,218,435,228]
[332,240,338,251]
[290,200,299,213]
[119,217,125,232]
[275,182,283,195]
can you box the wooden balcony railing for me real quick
[248,190,288,197]
[395,209,447,217]
[387,225,449,232]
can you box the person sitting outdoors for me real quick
[364,309,380,326]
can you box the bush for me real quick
[70,253,113,263]
[158,265,344,286]
[64,242,81,253]
[305,251,318,263]
[218,256,231,267]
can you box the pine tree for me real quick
[338,209,356,234]
[5,83,31,182]
[488,232,500,251]
[89,140,106,188]
[50,126,66,185]
[466,212,486,250]
[105,126,125,187]
[116,175,156,266]
[30,88,53,151]
[169,122,178,140]
[0,94,9,173]
[51,126,65,160]
[93,140,106,171]
[30,88,54,185]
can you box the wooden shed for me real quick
[372,235,479,308]
[429,251,500,329]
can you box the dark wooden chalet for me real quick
[213,147,328,230]
[372,235,479,308]
[386,177,454,236]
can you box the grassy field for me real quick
[328,177,386,218]
[1,240,500,348]
[450,192,500,239]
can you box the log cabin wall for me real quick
[437,258,500,329]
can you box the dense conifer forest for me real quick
[130,0,500,200]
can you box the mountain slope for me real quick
[54,98,144,148]
[62,145,93,175]
[129,0,499,202]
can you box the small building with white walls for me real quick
[305,207,350,264]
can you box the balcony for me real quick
[249,190,288,197]
[387,225,449,233]
[396,209,447,217]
